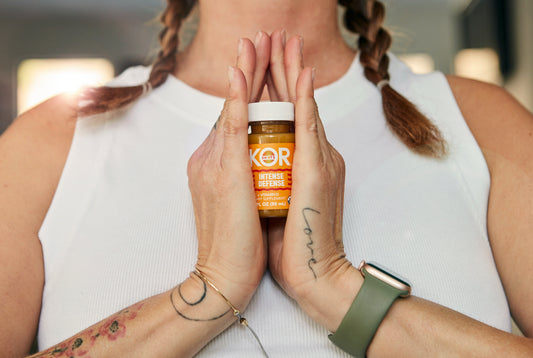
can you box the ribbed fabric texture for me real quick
[38,53,511,356]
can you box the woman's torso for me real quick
[37,54,511,356]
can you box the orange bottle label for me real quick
[249,142,294,211]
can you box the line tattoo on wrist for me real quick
[170,283,230,321]
[302,207,321,280]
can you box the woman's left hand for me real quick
[266,31,362,332]
[186,35,271,310]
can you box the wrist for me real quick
[294,261,363,332]
[328,261,412,357]
[174,275,237,322]
[167,274,250,357]
[190,266,258,313]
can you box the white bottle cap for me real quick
[248,102,294,122]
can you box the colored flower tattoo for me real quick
[30,302,144,357]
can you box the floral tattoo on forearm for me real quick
[30,302,145,357]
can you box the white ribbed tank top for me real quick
[38,54,511,356]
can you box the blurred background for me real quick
[0,0,532,135]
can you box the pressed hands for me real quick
[187,29,361,338]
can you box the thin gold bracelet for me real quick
[193,269,269,357]
[193,269,242,321]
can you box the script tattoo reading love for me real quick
[302,207,321,280]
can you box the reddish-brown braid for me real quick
[339,0,447,157]
[78,0,194,117]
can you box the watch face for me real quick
[360,261,411,296]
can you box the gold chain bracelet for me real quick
[193,269,269,357]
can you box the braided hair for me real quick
[339,0,447,157]
[80,0,446,157]
[78,0,195,116]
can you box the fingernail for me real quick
[238,38,244,56]
[281,29,287,47]
[255,31,263,45]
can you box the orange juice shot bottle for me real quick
[248,102,295,218]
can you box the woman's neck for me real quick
[175,0,355,98]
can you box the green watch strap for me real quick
[328,268,408,357]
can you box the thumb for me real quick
[294,67,322,163]
[219,66,250,168]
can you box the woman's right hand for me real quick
[186,34,271,309]
[25,35,273,358]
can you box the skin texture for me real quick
[175,0,355,98]
[0,0,532,356]
[447,76,533,338]
[0,94,77,357]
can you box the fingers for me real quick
[214,66,249,169]
[269,29,290,101]
[294,67,322,160]
[250,31,271,102]
[267,31,304,103]
[237,33,272,102]
[285,35,304,103]
[266,72,279,101]
[210,34,325,173]
[237,30,304,103]
[216,36,270,168]
[236,38,256,101]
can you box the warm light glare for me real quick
[17,58,114,114]
[454,48,502,85]
[398,53,435,74]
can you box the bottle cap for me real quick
[248,102,294,122]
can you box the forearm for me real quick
[369,295,533,358]
[298,266,533,357]
[28,275,242,358]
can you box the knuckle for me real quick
[187,150,202,178]
[220,101,231,118]
[222,117,244,136]
[222,117,238,135]
[331,146,346,172]
[295,99,319,132]
[219,99,247,136]
[294,113,318,133]
[187,147,221,186]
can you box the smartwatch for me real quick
[328,260,411,357]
